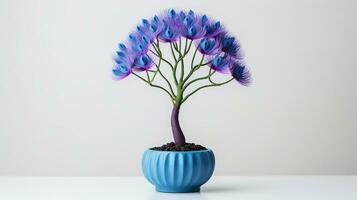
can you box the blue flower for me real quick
[182,10,194,26]
[204,21,225,37]
[128,33,151,55]
[133,54,153,71]
[221,36,240,58]
[210,55,232,73]
[231,62,251,86]
[198,37,221,55]
[113,54,132,80]
[113,64,131,80]
[112,9,251,83]
[159,23,180,42]
[149,16,163,36]
[136,17,163,43]
[201,15,208,26]
[158,9,181,42]
[179,10,206,39]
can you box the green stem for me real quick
[169,44,180,86]
[182,54,205,86]
[135,38,233,105]
[185,40,193,54]
[179,39,182,53]
[190,47,198,69]
[170,43,178,62]
[178,42,185,82]
[145,71,150,81]
[150,46,177,96]
[150,49,174,70]
[152,41,180,87]
[171,41,185,83]
[155,63,176,96]
[179,57,185,82]
[150,54,176,96]
[173,41,182,56]
[183,38,188,53]
[150,62,160,82]
[181,78,234,104]
[132,71,174,101]
[151,42,160,54]
[182,69,215,92]
[132,71,149,83]
[156,37,160,48]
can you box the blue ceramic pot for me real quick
[142,149,215,193]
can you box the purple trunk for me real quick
[171,104,186,146]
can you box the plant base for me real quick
[150,142,207,151]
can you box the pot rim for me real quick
[145,148,213,153]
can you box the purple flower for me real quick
[198,37,221,55]
[231,62,251,86]
[137,17,163,43]
[112,63,131,80]
[113,45,132,80]
[221,35,240,58]
[128,33,150,56]
[132,54,154,71]
[210,54,232,73]
[112,9,251,85]
[179,10,206,39]
[158,9,182,42]
[204,21,225,37]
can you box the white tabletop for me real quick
[0,176,356,200]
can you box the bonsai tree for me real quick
[113,9,251,147]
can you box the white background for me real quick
[0,0,356,176]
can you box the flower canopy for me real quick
[112,9,251,85]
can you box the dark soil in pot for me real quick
[150,142,207,151]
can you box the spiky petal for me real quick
[204,21,225,37]
[128,33,150,56]
[198,37,221,55]
[113,43,133,80]
[112,9,252,84]
[158,9,182,42]
[136,17,163,43]
[179,10,206,39]
[209,54,232,73]
[132,54,154,71]
[113,54,132,80]
[231,62,251,86]
[221,35,240,58]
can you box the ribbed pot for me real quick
[142,149,215,193]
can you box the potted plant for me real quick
[112,9,251,193]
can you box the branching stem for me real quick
[130,38,237,146]
[135,39,234,105]
[132,71,174,101]
[181,77,234,104]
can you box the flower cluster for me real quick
[113,9,251,85]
